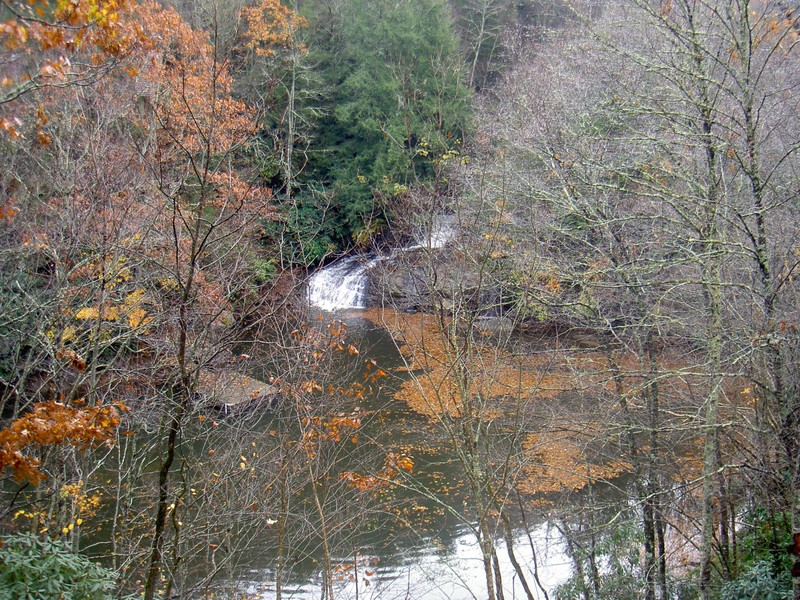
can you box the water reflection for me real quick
[218,312,573,600]
[237,522,570,600]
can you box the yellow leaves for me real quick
[113,266,131,283]
[127,307,151,328]
[74,305,120,321]
[74,306,100,320]
[158,275,179,292]
[123,290,153,328]
[124,288,145,306]
[431,147,462,166]
[71,287,151,330]
[391,183,408,195]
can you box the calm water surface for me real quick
[226,312,572,600]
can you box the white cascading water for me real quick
[422,214,457,249]
[306,256,377,311]
[306,215,457,311]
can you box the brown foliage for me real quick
[243,0,307,56]
[0,401,124,484]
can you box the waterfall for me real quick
[419,214,456,249]
[306,256,378,311]
[307,215,457,311]
[405,215,457,251]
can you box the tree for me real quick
[0,0,145,113]
[450,0,515,89]
[478,1,800,597]
[0,0,286,596]
[268,0,471,262]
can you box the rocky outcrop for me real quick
[365,247,431,311]
[365,247,502,315]
[196,370,279,413]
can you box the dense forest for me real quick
[1,0,800,598]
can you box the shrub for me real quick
[719,561,792,600]
[0,534,117,600]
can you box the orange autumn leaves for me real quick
[243,0,307,56]
[0,401,124,485]
[340,452,414,493]
[8,0,144,56]
[0,1,306,490]
[518,431,631,496]
[364,309,564,418]
[137,2,254,158]
[1,0,303,225]
[1,0,147,134]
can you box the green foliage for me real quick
[265,189,356,265]
[720,562,792,600]
[251,257,278,286]
[279,0,471,259]
[0,534,117,599]
[737,509,793,573]
[554,519,645,600]
[722,508,795,599]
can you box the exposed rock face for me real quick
[365,247,432,311]
[196,370,279,412]
[473,316,515,343]
[365,247,502,314]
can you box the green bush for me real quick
[719,561,792,600]
[0,534,117,600]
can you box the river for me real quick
[80,243,626,600]
[222,310,574,600]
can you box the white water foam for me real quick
[306,256,379,311]
[405,214,457,251]
[307,215,457,311]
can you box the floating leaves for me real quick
[518,431,631,496]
